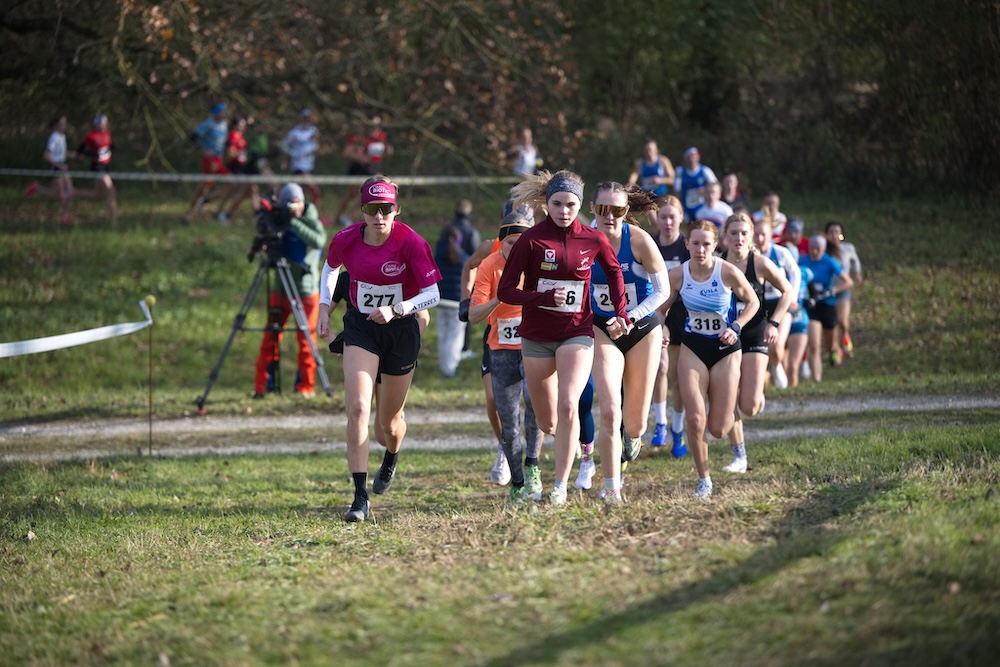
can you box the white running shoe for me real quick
[549,487,567,506]
[490,446,511,486]
[801,360,812,380]
[722,457,748,474]
[692,479,713,498]
[772,363,788,389]
[575,459,596,490]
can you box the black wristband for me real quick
[767,319,780,328]
[730,321,742,336]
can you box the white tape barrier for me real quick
[0,300,152,359]
[0,167,522,187]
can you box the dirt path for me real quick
[2,394,998,462]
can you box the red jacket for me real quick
[497,216,626,343]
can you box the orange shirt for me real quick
[471,249,524,351]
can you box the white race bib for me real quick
[685,188,703,210]
[593,283,638,312]
[356,281,403,314]
[497,317,522,346]
[537,279,585,313]
[687,311,727,335]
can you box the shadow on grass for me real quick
[483,478,901,666]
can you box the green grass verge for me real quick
[1,187,998,422]
[2,417,998,665]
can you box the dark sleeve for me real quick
[496,237,557,308]
[595,234,628,319]
[332,270,350,304]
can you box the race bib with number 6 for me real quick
[356,281,403,314]
[537,279,585,313]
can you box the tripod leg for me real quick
[276,260,334,397]
[195,258,269,411]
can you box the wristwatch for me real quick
[730,321,742,336]
[767,319,780,328]
[392,302,406,317]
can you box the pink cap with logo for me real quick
[361,180,397,205]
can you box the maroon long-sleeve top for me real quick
[497,216,627,343]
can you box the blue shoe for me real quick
[671,429,688,458]
[651,423,668,447]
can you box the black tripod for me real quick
[195,247,333,413]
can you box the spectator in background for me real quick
[280,109,321,213]
[212,116,250,224]
[752,191,789,239]
[245,117,279,211]
[825,221,863,359]
[334,120,392,226]
[692,181,733,231]
[674,146,718,222]
[74,113,119,226]
[783,217,808,260]
[720,172,749,213]
[435,200,480,377]
[628,138,675,197]
[181,102,229,224]
[25,114,76,225]
[507,127,543,177]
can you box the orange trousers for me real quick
[254,291,320,394]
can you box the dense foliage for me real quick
[2,0,998,195]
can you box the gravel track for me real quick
[2,394,997,463]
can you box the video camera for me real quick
[248,195,295,261]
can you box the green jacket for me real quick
[277,202,327,297]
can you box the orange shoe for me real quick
[842,333,854,357]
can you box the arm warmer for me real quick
[399,284,440,316]
[627,269,670,322]
[319,262,340,306]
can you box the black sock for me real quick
[352,472,368,499]
[382,450,398,468]
[524,456,538,468]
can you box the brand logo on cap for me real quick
[364,182,396,203]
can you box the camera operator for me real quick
[253,183,328,398]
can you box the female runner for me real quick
[720,213,794,474]
[651,195,690,456]
[497,170,631,506]
[470,211,544,508]
[752,216,800,388]
[661,220,759,497]
[588,182,669,502]
[318,176,441,522]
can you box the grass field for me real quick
[1,183,999,664]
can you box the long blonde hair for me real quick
[509,169,584,212]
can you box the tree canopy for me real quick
[2,0,998,196]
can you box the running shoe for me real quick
[574,458,596,490]
[801,360,812,380]
[622,424,641,462]
[549,487,567,506]
[602,488,623,505]
[60,214,73,225]
[524,465,543,500]
[490,446,511,486]
[722,457,748,474]
[651,423,668,447]
[215,211,230,224]
[692,479,713,498]
[24,181,40,197]
[671,430,688,458]
[600,464,627,498]
[842,333,854,357]
[372,456,396,495]
[830,349,843,367]
[344,495,370,522]
[772,363,788,389]
[506,485,530,511]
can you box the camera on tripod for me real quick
[248,196,295,261]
